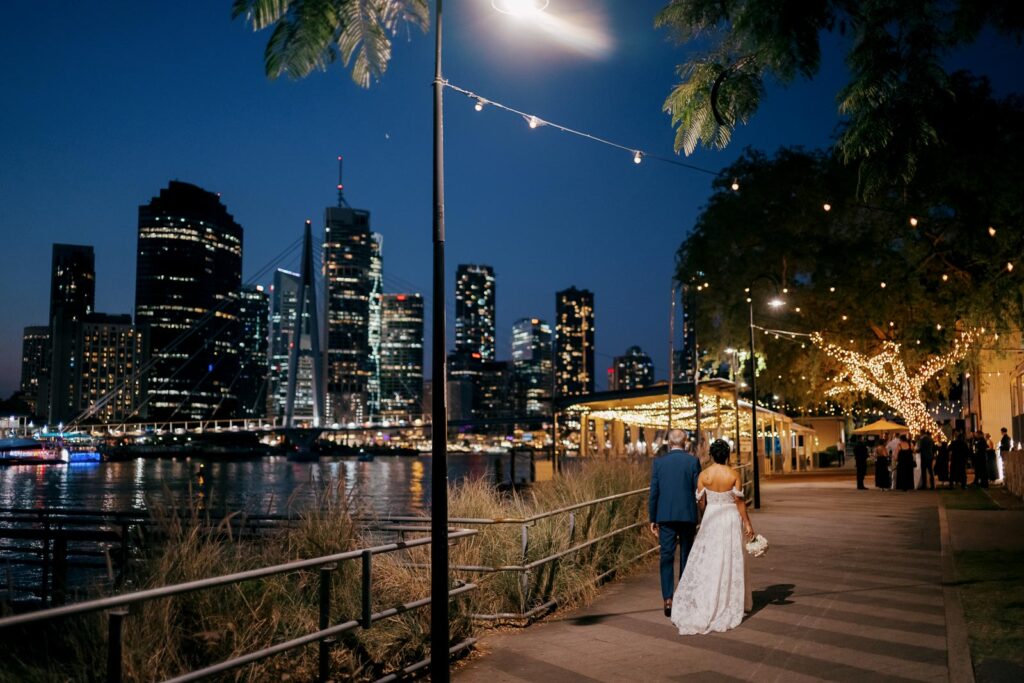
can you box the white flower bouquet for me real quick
[745,533,769,558]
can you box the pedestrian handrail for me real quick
[0,528,479,683]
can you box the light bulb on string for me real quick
[731,178,740,191]
[988,226,997,237]
[823,203,832,212]
[942,274,949,282]
[880,282,886,288]
[526,115,542,129]
[474,98,486,112]
[909,217,919,227]
[633,150,642,164]
[1008,262,1014,272]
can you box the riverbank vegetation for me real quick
[1,459,652,682]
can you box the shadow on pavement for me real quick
[747,583,795,618]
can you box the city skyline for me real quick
[3,1,1023,397]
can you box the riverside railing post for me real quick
[430,1,451,681]
[106,607,128,683]
[520,524,530,613]
[749,301,761,509]
[361,551,372,629]
[319,564,336,683]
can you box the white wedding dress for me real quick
[670,487,751,635]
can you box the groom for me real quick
[649,429,701,617]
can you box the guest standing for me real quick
[874,441,892,490]
[917,431,935,490]
[949,431,970,489]
[985,433,997,483]
[895,435,916,491]
[971,430,989,488]
[854,440,869,490]
[936,439,950,484]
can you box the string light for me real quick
[1007,262,1014,272]
[988,226,997,237]
[909,216,919,227]
[829,287,836,293]
[731,178,740,191]
[474,97,486,112]
[880,281,886,288]
[527,115,542,129]
[823,203,832,212]
[633,150,642,164]
[942,274,949,282]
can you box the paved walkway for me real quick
[456,481,955,682]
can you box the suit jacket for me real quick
[648,449,701,523]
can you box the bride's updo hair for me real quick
[709,439,731,464]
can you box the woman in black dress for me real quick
[936,440,950,484]
[895,434,916,491]
[874,441,891,489]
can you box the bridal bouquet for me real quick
[745,533,769,558]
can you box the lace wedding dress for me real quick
[670,488,751,635]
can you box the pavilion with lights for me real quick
[556,379,819,489]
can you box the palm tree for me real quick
[232,0,429,88]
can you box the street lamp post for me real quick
[430,2,449,680]
[726,347,741,464]
[746,284,784,511]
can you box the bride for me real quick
[670,438,756,635]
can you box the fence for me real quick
[0,528,478,683]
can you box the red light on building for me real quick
[471,352,481,359]
[396,294,406,301]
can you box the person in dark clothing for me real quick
[936,440,950,484]
[971,430,989,487]
[917,431,935,490]
[999,428,1012,481]
[874,441,891,490]
[854,441,869,489]
[949,431,970,489]
[895,434,916,491]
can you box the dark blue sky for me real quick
[2,1,1022,396]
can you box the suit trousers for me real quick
[659,521,696,599]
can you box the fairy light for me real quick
[731,178,740,191]
[880,281,886,288]
[823,203,832,212]
[527,115,542,129]
[474,98,486,111]
[988,226,997,237]
[633,150,642,164]
[812,329,978,436]
[942,274,949,282]
[909,217,919,227]
[1007,262,1014,272]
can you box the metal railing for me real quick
[381,487,657,621]
[0,528,479,683]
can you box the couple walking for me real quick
[649,431,756,635]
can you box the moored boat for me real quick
[0,438,68,465]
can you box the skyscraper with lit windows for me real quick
[454,264,496,361]
[380,293,423,420]
[134,181,243,420]
[555,287,595,396]
[235,285,269,419]
[609,345,654,391]
[512,318,552,415]
[267,269,315,420]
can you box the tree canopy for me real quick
[676,74,1024,412]
[657,0,1024,194]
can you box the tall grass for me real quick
[1,459,653,682]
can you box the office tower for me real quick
[134,181,243,420]
[235,285,269,419]
[20,325,50,416]
[324,204,373,423]
[609,345,654,391]
[267,270,306,419]
[678,285,697,381]
[50,244,95,323]
[380,293,423,420]
[454,264,496,361]
[555,287,595,396]
[71,314,143,423]
[512,318,553,416]
[48,244,96,423]
[367,233,383,419]
[475,360,513,421]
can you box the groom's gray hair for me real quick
[667,429,686,447]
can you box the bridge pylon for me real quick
[284,220,326,427]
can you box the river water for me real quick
[0,451,552,517]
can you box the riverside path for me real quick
[456,479,963,682]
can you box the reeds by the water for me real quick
[1,459,653,682]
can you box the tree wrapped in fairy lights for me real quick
[811,330,978,436]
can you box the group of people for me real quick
[852,427,1011,491]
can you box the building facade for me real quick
[72,314,143,423]
[267,269,316,421]
[20,325,50,417]
[512,317,553,416]
[50,244,95,323]
[324,205,373,423]
[454,264,496,361]
[134,181,243,420]
[235,285,269,419]
[555,287,595,396]
[609,345,654,391]
[380,293,424,421]
[367,233,383,419]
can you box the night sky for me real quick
[2,1,1022,397]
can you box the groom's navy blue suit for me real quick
[649,448,701,599]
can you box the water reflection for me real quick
[0,452,545,516]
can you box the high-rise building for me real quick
[609,345,654,391]
[235,285,269,419]
[555,287,595,396]
[380,293,424,421]
[71,314,143,423]
[367,233,383,419]
[20,325,50,416]
[512,318,553,416]
[50,244,95,323]
[134,181,243,420]
[48,244,96,423]
[267,269,303,419]
[324,205,373,423]
[454,264,496,361]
